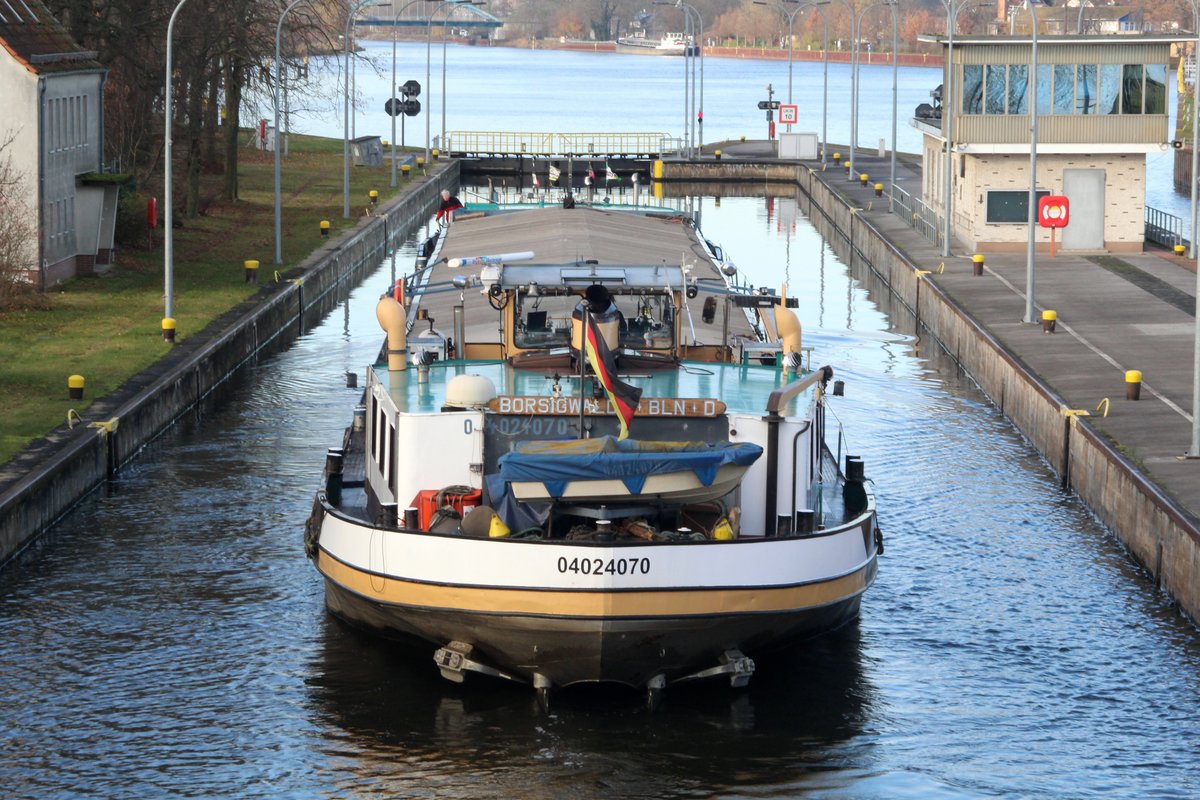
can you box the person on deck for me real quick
[436,189,465,223]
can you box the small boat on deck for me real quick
[305,198,881,707]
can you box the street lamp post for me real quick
[831,0,861,179]
[935,0,991,255]
[1186,2,1200,455]
[1023,6,1039,325]
[677,1,704,157]
[163,0,195,335]
[426,0,470,164]
[274,0,310,266]
[1182,1,1199,261]
[866,0,899,211]
[343,0,386,219]
[756,0,829,161]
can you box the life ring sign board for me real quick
[1038,195,1069,228]
[1037,195,1069,257]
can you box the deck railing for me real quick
[1145,205,1184,250]
[442,131,674,158]
[891,184,942,248]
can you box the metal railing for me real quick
[1145,205,1184,250]
[891,184,942,248]
[442,131,673,158]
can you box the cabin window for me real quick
[958,61,1166,117]
[985,65,1007,114]
[512,289,676,351]
[1053,65,1075,114]
[1098,64,1121,114]
[1145,64,1166,114]
[1076,65,1097,114]
[962,65,983,115]
[375,402,386,471]
[985,189,1050,224]
[385,422,395,496]
[1121,64,1143,114]
[1007,65,1028,114]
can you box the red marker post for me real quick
[1038,195,1070,257]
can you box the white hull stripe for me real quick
[317,513,875,591]
[317,549,877,618]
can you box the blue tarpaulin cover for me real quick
[497,437,763,497]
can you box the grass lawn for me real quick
[0,132,436,464]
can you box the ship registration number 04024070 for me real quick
[557,556,650,576]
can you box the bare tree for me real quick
[0,130,40,309]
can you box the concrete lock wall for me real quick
[793,162,1200,624]
[0,165,459,565]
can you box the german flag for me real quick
[584,316,642,440]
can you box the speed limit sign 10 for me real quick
[779,104,799,125]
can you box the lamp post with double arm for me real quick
[755,0,830,162]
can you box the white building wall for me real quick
[962,153,1145,253]
[0,52,41,275]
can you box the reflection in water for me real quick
[308,615,874,799]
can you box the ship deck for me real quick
[407,205,760,349]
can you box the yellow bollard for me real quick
[416,157,425,168]
[832,152,841,164]
[401,164,411,179]
[972,253,985,276]
[1042,309,1057,334]
[432,148,440,161]
[162,317,176,342]
[874,182,883,197]
[715,149,722,161]
[1175,244,1186,256]
[68,374,85,400]
[1125,370,1142,400]
[368,190,378,206]
[320,220,330,238]
[244,259,259,284]
[859,173,869,187]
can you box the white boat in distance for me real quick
[305,199,881,709]
[616,31,697,56]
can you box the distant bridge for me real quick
[441,131,677,159]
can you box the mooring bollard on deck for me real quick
[1126,370,1142,400]
[1042,309,1057,333]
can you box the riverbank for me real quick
[0,138,457,564]
[660,141,1200,625]
[0,134,426,466]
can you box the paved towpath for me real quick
[708,139,1200,519]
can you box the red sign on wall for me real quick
[1038,195,1069,229]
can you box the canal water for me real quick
[4,48,1200,798]
[298,40,1188,225]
